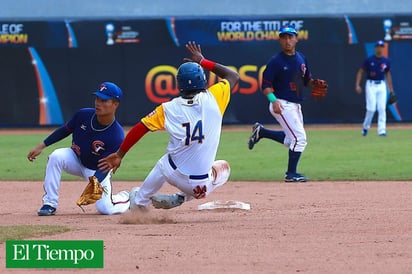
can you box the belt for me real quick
[168,154,208,180]
[367,79,383,84]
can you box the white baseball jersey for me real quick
[133,79,231,206]
[142,79,230,175]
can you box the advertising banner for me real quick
[0,16,410,126]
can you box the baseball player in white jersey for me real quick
[98,41,239,210]
[355,40,395,136]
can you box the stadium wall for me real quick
[0,6,411,126]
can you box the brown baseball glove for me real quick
[311,79,328,99]
[76,176,106,211]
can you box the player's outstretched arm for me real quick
[98,121,150,174]
[184,41,239,90]
[98,152,123,174]
[27,142,46,162]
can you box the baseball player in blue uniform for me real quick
[27,82,130,216]
[248,25,326,183]
[355,40,395,136]
[98,41,239,210]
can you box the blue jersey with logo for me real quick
[361,55,391,80]
[67,108,124,171]
[262,51,312,103]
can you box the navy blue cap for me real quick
[375,40,385,47]
[279,25,298,36]
[92,82,122,101]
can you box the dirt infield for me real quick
[1,180,411,273]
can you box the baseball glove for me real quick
[387,92,397,105]
[311,79,328,99]
[76,176,106,211]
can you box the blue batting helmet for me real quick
[176,62,207,94]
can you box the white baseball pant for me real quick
[363,80,387,135]
[133,154,230,207]
[269,99,307,152]
[41,147,130,215]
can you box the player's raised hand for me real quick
[98,152,122,174]
[183,41,204,64]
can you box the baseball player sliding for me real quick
[98,41,240,210]
[27,82,130,216]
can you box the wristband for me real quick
[266,93,277,102]
[200,58,216,71]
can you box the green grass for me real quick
[1,128,411,181]
[218,128,411,181]
[0,225,71,243]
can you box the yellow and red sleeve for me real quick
[208,79,231,114]
[119,105,166,153]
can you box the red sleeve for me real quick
[119,122,149,153]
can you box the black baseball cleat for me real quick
[38,204,56,216]
[284,173,309,183]
[151,194,185,209]
[248,122,263,150]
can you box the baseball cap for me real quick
[279,25,298,36]
[375,40,385,47]
[92,82,123,101]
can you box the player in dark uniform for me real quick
[27,82,130,216]
[355,40,395,136]
[248,25,320,182]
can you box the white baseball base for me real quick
[197,200,251,211]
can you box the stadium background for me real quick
[1,0,411,126]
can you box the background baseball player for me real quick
[27,82,130,216]
[98,41,239,210]
[355,40,395,137]
[248,25,327,183]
